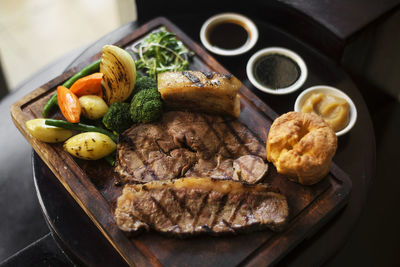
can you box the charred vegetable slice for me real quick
[79,95,109,120]
[45,119,117,143]
[100,45,136,105]
[57,86,81,123]
[70,72,103,97]
[64,132,116,160]
[42,59,101,117]
[26,119,73,143]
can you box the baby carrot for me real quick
[57,86,81,123]
[42,59,101,117]
[70,72,103,97]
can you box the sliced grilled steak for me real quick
[232,155,268,184]
[114,177,289,236]
[115,111,267,183]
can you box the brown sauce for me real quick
[207,21,249,50]
[253,54,300,89]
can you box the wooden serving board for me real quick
[10,17,351,266]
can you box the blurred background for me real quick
[0,0,136,91]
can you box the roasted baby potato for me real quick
[26,119,73,143]
[78,95,109,120]
[63,132,116,160]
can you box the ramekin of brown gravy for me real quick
[200,13,258,56]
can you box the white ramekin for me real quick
[294,85,357,136]
[200,13,258,56]
[246,47,308,95]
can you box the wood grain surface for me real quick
[10,17,351,266]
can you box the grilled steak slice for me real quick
[115,111,267,183]
[232,155,268,184]
[114,177,289,236]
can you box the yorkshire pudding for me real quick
[266,112,337,185]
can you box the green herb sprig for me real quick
[133,27,193,79]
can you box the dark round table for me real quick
[33,16,375,267]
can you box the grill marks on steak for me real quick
[115,111,267,183]
[117,122,197,181]
[114,177,289,236]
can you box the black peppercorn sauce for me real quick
[253,54,300,89]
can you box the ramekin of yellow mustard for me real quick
[294,86,357,136]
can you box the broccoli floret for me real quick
[127,76,157,103]
[133,76,157,94]
[102,102,133,133]
[130,88,163,123]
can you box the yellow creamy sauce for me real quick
[301,93,350,132]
